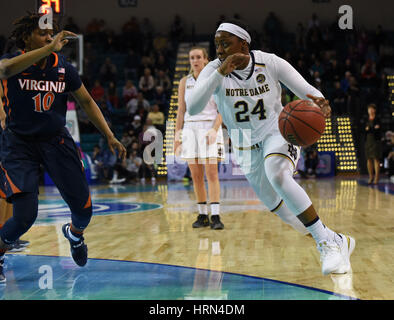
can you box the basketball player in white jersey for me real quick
[175,47,225,230]
[186,21,355,275]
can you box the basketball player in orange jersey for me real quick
[175,47,225,229]
[186,20,355,275]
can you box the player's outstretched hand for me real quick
[107,136,127,160]
[49,30,78,52]
[306,94,331,118]
[218,53,249,76]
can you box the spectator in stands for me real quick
[312,71,322,87]
[135,106,148,125]
[100,57,118,84]
[109,164,126,184]
[147,104,165,134]
[128,115,143,137]
[98,99,114,124]
[124,49,140,81]
[343,58,358,77]
[139,67,155,100]
[122,150,143,183]
[130,141,143,158]
[138,55,154,78]
[364,104,383,184]
[103,29,119,53]
[323,58,342,84]
[127,92,150,116]
[152,86,168,111]
[154,53,169,74]
[92,144,102,168]
[92,144,117,182]
[153,33,169,53]
[296,59,311,82]
[361,59,378,87]
[120,131,134,151]
[106,81,119,109]
[155,70,172,94]
[304,145,319,178]
[310,59,325,79]
[90,80,105,102]
[340,71,352,93]
[331,81,347,115]
[122,79,138,105]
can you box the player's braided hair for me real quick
[10,12,58,49]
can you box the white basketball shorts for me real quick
[180,120,225,162]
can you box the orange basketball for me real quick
[278,100,326,147]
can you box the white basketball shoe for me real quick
[318,233,355,275]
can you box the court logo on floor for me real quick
[37,199,162,224]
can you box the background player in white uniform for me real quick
[186,21,355,275]
[175,47,225,230]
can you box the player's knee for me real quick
[265,157,293,189]
[205,165,218,181]
[189,164,204,181]
[266,168,287,190]
[11,193,38,232]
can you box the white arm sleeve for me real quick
[274,55,324,99]
[185,63,224,115]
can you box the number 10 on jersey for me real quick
[32,92,55,112]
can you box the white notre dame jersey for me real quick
[210,51,283,147]
[193,50,323,148]
[184,74,218,122]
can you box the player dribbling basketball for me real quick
[186,20,355,275]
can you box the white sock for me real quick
[197,202,208,215]
[210,203,220,216]
[306,219,328,243]
[67,225,82,242]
